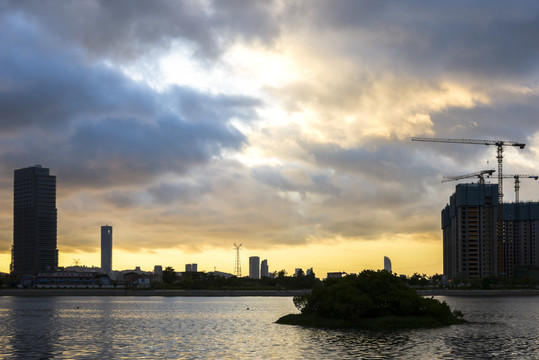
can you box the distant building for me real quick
[34,272,98,288]
[442,183,539,279]
[209,271,235,279]
[261,259,269,277]
[185,263,198,272]
[12,165,58,275]
[306,268,314,276]
[101,225,113,274]
[326,272,346,279]
[294,268,304,277]
[249,256,260,279]
[384,256,392,273]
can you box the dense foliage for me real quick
[157,269,319,290]
[285,270,463,328]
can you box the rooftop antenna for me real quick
[73,258,80,266]
[234,243,243,277]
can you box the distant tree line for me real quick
[159,266,320,290]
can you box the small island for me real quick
[277,270,465,329]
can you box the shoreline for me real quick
[417,289,539,296]
[2,288,539,297]
[0,288,311,297]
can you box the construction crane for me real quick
[412,137,525,205]
[442,169,495,184]
[412,137,526,276]
[502,175,539,203]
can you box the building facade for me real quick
[261,259,269,278]
[249,256,260,279]
[101,225,113,274]
[384,256,392,273]
[442,183,539,279]
[12,165,57,275]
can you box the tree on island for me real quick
[278,270,464,329]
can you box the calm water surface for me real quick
[0,295,537,359]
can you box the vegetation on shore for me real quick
[154,267,319,290]
[277,270,465,329]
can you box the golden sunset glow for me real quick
[1,2,539,277]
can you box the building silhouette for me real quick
[261,259,269,277]
[249,256,260,279]
[384,256,392,273]
[101,225,113,274]
[442,183,539,279]
[185,263,198,272]
[12,165,57,275]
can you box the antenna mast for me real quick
[234,243,243,277]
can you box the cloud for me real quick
[2,1,539,276]
[0,11,260,190]
[0,0,281,61]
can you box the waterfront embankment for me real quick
[0,288,311,297]
[2,288,539,297]
[418,289,539,296]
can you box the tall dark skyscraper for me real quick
[12,165,57,275]
[101,225,113,274]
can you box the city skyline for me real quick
[1,2,539,276]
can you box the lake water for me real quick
[0,295,537,359]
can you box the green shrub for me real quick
[288,270,464,328]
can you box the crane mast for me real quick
[502,175,539,203]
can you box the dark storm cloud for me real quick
[0,0,281,61]
[290,0,539,77]
[0,9,259,188]
[0,12,155,131]
[147,180,211,205]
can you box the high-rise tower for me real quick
[384,256,392,273]
[12,165,57,274]
[261,259,269,278]
[249,256,260,279]
[101,225,113,274]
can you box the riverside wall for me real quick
[417,289,539,296]
[0,288,311,297]
[2,288,539,297]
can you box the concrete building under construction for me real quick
[442,183,539,279]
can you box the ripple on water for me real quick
[0,295,537,359]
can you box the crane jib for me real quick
[411,137,525,148]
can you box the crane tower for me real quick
[502,174,539,203]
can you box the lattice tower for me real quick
[234,243,242,277]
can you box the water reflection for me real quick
[0,295,538,359]
[3,297,60,359]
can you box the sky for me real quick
[2,1,539,276]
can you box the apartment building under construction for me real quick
[442,183,539,279]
